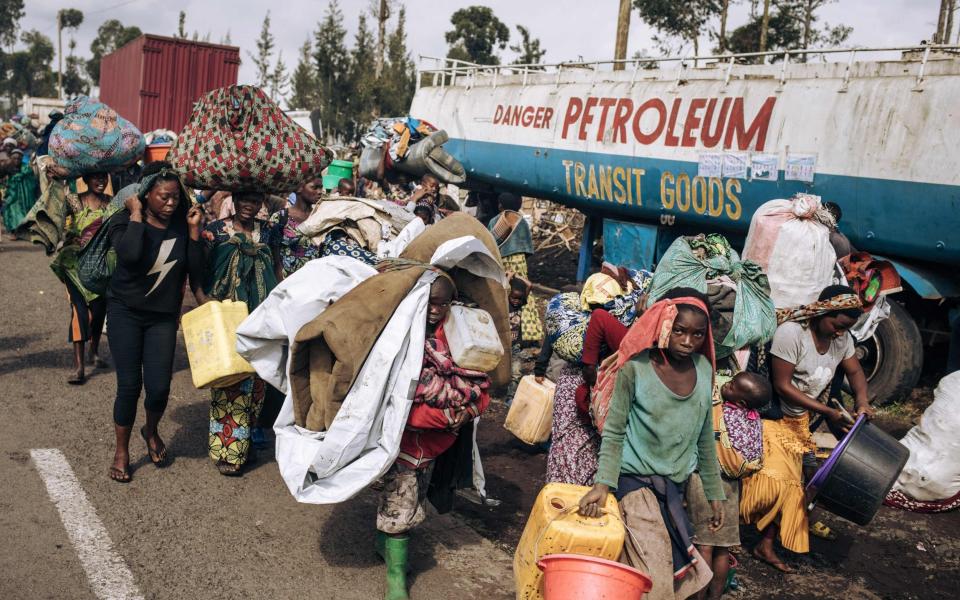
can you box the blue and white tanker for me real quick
[410,46,960,402]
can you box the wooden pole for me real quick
[614,0,631,71]
[759,0,772,53]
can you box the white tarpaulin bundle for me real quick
[236,237,505,504]
[893,372,960,501]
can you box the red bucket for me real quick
[538,553,652,599]
[144,143,172,163]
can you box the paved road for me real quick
[0,241,514,600]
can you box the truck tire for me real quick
[855,300,923,406]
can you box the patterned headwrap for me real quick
[138,167,186,201]
[775,293,862,325]
[580,273,625,311]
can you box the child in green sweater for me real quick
[579,287,722,600]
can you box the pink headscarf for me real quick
[591,297,715,432]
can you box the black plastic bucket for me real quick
[806,415,909,526]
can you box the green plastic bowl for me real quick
[328,159,354,179]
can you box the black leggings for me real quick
[66,280,106,343]
[107,300,178,427]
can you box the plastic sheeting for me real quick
[893,372,960,501]
[236,238,504,504]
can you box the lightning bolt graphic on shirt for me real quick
[145,238,178,297]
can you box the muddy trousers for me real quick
[107,300,178,427]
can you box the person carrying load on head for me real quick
[267,175,325,281]
[579,287,723,600]
[740,285,872,573]
[49,171,112,384]
[376,272,492,600]
[200,190,279,476]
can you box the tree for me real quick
[726,2,803,56]
[249,11,276,89]
[370,0,394,78]
[177,11,187,39]
[269,51,289,105]
[633,0,723,56]
[509,25,546,67]
[289,39,319,110]
[379,5,415,116]
[56,8,83,98]
[63,39,89,96]
[759,0,771,51]
[5,30,57,104]
[0,0,25,47]
[444,6,510,65]
[86,19,141,83]
[313,0,351,140]
[347,13,377,137]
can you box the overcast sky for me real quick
[20,0,947,89]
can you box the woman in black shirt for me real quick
[106,161,205,482]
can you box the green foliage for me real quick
[4,29,57,102]
[63,39,89,97]
[633,0,722,53]
[86,19,141,83]
[509,25,546,67]
[250,11,276,88]
[289,39,319,110]
[347,14,377,138]
[58,8,84,30]
[378,6,416,117]
[0,0,25,46]
[724,0,852,56]
[445,6,510,65]
[313,0,351,140]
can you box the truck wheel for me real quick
[854,300,923,406]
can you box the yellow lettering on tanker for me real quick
[574,162,587,197]
[613,167,627,204]
[632,169,645,206]
[562,160,574,195]
[660,171,675,209]
[598,165,613,202]
[725,179,742,220]
[676,173,691,212]
[587,164,600,199]
[692,176,707,215]
[708,177,724,216]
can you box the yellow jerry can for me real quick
[514,483,625,600]
[504,375,555,445]
[182,299,256,389]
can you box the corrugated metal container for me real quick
[99,34,240,133]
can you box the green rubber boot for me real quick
[383,535,410,600]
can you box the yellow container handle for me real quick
[532,503,645,564]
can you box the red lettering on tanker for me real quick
[558,96,777,151]
[493,105,554,129]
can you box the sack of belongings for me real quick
[236,213,509,504]
[646,234,777,360]
[48,97,145,177]
[359,117,466,184]
[168,85,330,193]
[886,372,960,512]
[742,194,837,308]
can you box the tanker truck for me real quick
[409,46,960,404]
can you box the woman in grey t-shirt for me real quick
[742,285,873,573]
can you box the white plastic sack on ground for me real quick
[742,194,836,308]
[237,238,504,504]
[893,372,960,501]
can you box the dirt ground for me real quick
[4,237,957,600]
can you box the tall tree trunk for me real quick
[759,0,772,54]
[945,0,956,45]
[719,0,730,53]
[375,0,389,78]
[802,0,814,62]
[935,0,950,43]
[614,0,631,71]
[57,13,63,99]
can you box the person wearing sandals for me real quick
[50,172,112,384]
[105,162,205,482]
[200,191,278,476]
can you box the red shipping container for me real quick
[99,34,240,134]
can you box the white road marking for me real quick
[30,448,144,600]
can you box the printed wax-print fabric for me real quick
[209,376,265,466]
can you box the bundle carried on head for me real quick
[48,97,145,177]
[168,85,331,193]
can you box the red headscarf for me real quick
[591,296,715,432]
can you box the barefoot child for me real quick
[376,274,491,600]
[580,287,723,600]
[689,371,771,600]
[506,275,532,402]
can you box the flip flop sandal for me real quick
[109,466,131,483]
[216,461,243,477]
[67,374,86,385]
[140,427,168,467]
[810,521,837,540]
